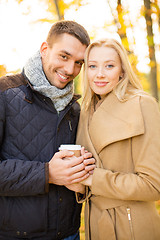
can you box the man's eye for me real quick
[76,62,83,66]
[61,55,68,60]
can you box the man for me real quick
[0,20,94,240]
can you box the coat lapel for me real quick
[76,109,103,168]
[89,92,144,154]
[77,93,144,166]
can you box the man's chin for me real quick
[48,77,72,89]
[58,80,73,89]
[56,82,70,89]
[48,80,65,89]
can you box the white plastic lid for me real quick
[59,144,81,150]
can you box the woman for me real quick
[76,39,160,240]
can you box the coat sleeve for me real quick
[0,92,49,197]
[91,96,160,201]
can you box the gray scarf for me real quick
[23,51,74,112]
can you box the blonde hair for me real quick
[81,38,145,111]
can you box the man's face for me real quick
[40,33,87,89]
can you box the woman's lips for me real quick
[94,81,108,87]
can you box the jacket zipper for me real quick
[68,120,72,131]
[127,208,135,240]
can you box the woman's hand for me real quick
[81,147,96,174]
[81,174,93,186]
[65,183,85,194]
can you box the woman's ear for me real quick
[119,72,124,80]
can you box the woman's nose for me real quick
[97,68,105,78]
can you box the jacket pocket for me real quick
[101,206,134,240]
[0,195,48,238]
[126,207,135,240]
[125,202,160,240]
[97,209,117,240]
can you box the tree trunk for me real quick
[154,0,160,29]
[54,0,63,20]
[144,0,158,101]
[117,0,130,52]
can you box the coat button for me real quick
[58,231,61,236]
[23,232,27,236]
[59,197,62,202]
[16,231,20,236]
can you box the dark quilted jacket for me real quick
[0,73,82,239]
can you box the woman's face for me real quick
[87,46,122,97]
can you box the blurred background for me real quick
[0,0,160,238]
[0,0,160,100]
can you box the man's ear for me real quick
[40,42,48,58]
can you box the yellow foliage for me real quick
[16,0,23,3]
[80,204,85,240]
[40,0,85,20]
[155,201,160,215]
[157,64,160,89]
[0,65,7,77]
[140,74,150,92]
[149,60,156,68]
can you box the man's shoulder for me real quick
[0,73,27,92]
[72,94,81,110]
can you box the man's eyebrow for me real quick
[60,50,72,56]
[78,59,84,63]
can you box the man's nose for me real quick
[65,62,75,75]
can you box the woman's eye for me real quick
[106,64,114,68]
[89,65,96,69]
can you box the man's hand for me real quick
[48,150,89,185]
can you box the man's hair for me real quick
[46,20,90,47]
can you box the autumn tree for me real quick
[0,65,7,77]
[143,0,158,100]
[41,0,85,21]
[153,0,160,29]
[116,0,130,52]
[106,0,131,51]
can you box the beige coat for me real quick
[76,92,160,240]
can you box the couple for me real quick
[0,20,160,240]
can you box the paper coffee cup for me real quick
[59,144,81,157]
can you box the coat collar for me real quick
[78,92,144,156]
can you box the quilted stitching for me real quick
[1,86,67,162]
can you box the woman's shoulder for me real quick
[115,92,160,121]
[127,92,159,110]
[133,93,160,121]
[138,93,159,110]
